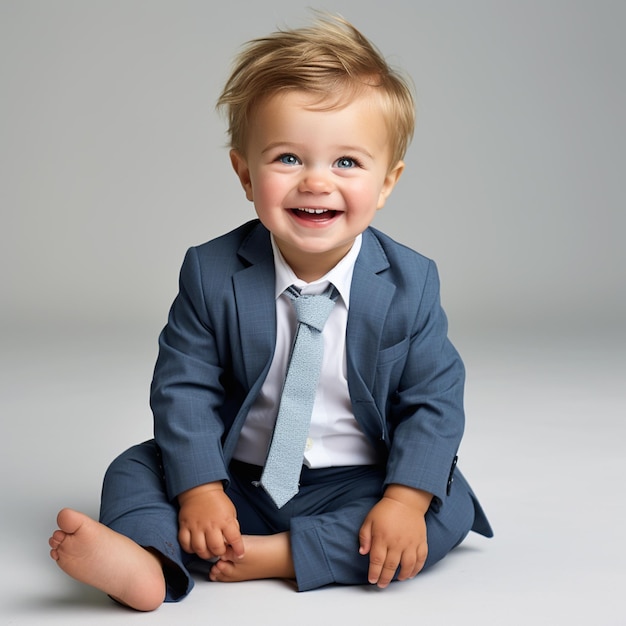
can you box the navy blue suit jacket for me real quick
[151,220,466,509]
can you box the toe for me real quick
[56,508,83,533]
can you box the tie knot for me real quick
[286,285,336,332]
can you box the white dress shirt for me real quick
[232,234,379,468]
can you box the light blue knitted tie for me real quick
[261,284,337,509]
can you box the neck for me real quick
[284,251,345,283]
[276,242,355,284]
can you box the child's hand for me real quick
[177,482,245,561]
[359,485,432,588]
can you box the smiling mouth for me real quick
[290,207,338,220]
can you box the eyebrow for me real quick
[260,142,294,155]
[261,141,374,160]
[336,145,375,160]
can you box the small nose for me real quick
[298,167,333,194]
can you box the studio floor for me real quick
[1,324,624,625]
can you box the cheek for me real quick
[252,174,287,205]
[344,181,383,209]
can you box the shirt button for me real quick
[305,437,313,451]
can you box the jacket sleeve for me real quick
[384,260,465,505]
[150,247,230,501]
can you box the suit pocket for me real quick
[373,337,410,402]
[377,336,410,366]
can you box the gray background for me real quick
[1,1,624,624]
[2,0,624,334]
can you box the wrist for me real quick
[383,484,433,515]
[178,481,225,505]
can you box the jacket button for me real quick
[446,455,458,495]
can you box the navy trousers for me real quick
[99,440,491,601]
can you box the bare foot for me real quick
[209,533,295,583]
[49,508,166,611]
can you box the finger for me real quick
[369,544,401,588]
[178,527,193,554]
[192,537,212,559]
[183,526,215,559]
[224,519,244,558]
[400,544,428,580]
[204,529,228,558]
[358,521,372,556]
[366,542,388,585]
[375,560,399,589]
[411,542,428,578]
[396,552,418,581]
[223,523,245,559]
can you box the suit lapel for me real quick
[346,229,395,400]
[232,224,277,389]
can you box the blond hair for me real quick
[216,14,415,168]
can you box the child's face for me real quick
[230,90,404,281]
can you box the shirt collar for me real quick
[271,234,362,308]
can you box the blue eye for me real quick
[279,154,300,165]
[335,157,358,168]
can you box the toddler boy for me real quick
[49,14,492,611]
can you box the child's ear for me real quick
[377,160,405,209]
[230,149,254,202]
